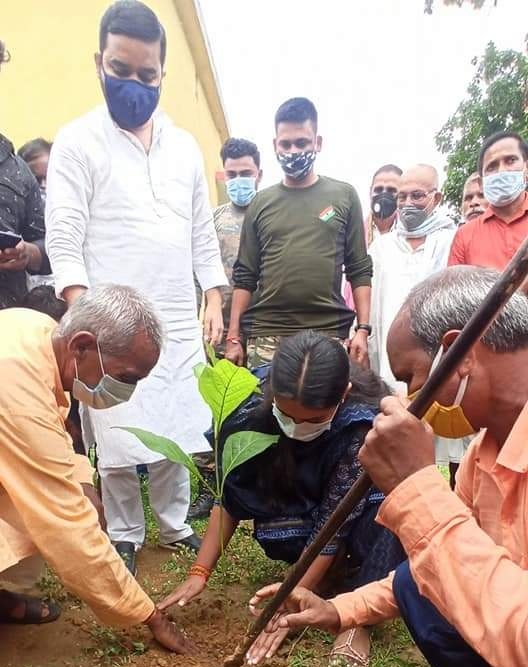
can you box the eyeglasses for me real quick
[397,189,437,205]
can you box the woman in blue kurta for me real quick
[160,331,405,664]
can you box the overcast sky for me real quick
[199,0,528,209]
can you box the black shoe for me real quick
[114,541,137,576]
[159,532,202,553]
[187,488,215,521]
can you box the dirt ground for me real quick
[1,519,425,667]
[1,547,323,667]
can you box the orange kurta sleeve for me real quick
[331,571,399,629]
[0,409,154,627]
[377,465,528,667]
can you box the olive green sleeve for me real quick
[344,187,372,288]
[233,201,260,292]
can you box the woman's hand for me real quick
[157,575,207,610]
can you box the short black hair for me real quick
[99,1,166,66]
[220,138,261,169]
[22,286,67,322]
[478,131,528,174]
[372,163,402,183]
[18,138,52,163]
[275,97,318,131]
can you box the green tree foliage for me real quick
[435,42,528,208]
[424,0,494,13]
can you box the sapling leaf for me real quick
[221,431,279,484]
[205,342,218,366]
[117,427,207,489]
[193,362,207,380]
[198,359,259,432]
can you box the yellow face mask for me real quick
[409,351,475,439]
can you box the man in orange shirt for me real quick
[250,266,528,667]
[0,285,190,654]
[449,131,528,269]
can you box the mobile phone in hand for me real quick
[0,231,23,250]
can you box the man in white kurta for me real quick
[368,164,461,467]
[45,2,227,562]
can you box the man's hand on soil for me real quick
[146,609,194,653]
[248,583,341,633]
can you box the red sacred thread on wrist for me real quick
[226,336,242,344]
[189,564,211,581]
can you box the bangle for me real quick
[226,336,242,344]
[189,564,212,581]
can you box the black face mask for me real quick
[371,192,397,219]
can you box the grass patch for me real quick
[140,469,424,666]
[160,519,287,591]
[83,625,147,665]
[33,470,425,666]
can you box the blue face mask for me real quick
[226,176,257,207]
[102,70,160,130]
[483,170,526,207]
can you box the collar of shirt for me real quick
[482,191,528,225]
[0,133,14,163]
[476,401,528,475]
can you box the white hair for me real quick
[58,284,164,356]
[403,266,528,355]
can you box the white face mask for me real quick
[483,170,526,207]
[272,402,337,442]
[72,342,136,410]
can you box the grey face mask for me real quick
[72,342,136,410]
[399,205,429,232]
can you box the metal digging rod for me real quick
[223,235,528,667]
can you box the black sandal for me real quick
[0,590,61,625]
[114,541,137,576]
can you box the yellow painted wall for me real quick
[1,0,226,203]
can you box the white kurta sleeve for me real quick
[367,239,382,376]
[45,131,93,298]
[190,149,228,292]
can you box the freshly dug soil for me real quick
[1,546,289,667]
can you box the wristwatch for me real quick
[354,323,372,335]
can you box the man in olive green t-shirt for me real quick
[226,97,372,369]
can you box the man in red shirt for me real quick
[448,131,528,269]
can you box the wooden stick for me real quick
[223,235,528,667]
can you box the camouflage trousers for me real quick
[246,334,346,370]
[246,336,283,369]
